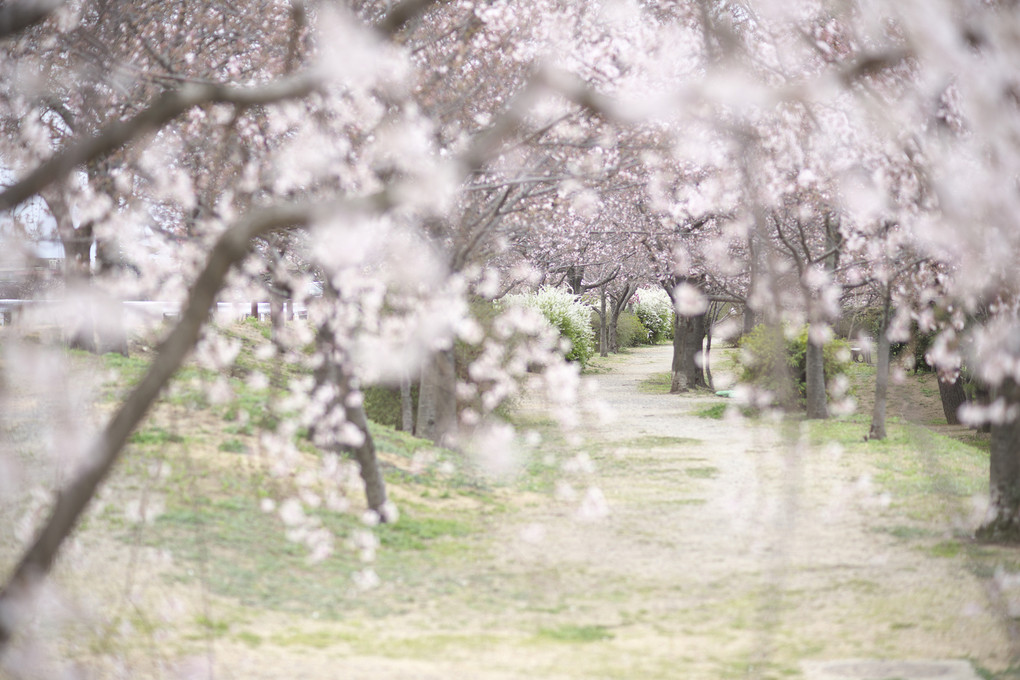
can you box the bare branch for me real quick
[0,74,318,212]
[580,266,621,291]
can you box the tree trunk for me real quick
[608,281,637,354]
[64,222,97,353]
[96,296,129,356]
[806,214,840,420]
[670,314,685,392]
[972,382,993,434]
[671,312,708,393]
[603,283,636,356]
[938,376,967,426]
[335,371,388,518]
[565,266,584,296]
[250,301,259,319]
[48,192,96,352]
[68,294,98,353]
[704,312,714,392]
[744,232,759,336]
[869,293,891,439]
[805,329,829,419]
[270,294,284,342]
[415,349,457,445]
[415,360,437,440]
[400,372,414,432]
[599,287,608,357]
[93,239,128,356]
[978,380,1020,541]
[433,348,458,445]
[312,327,389,519]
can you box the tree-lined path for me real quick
[2,345,1013,679]
[478,343,1009,679]
[214,345,1011,680]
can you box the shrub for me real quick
[363,384,420,429]
[633,287,674,344]
[616,311,647,348]
[891,323,937,373]
[736,324,851,408]
[503,287,596,365]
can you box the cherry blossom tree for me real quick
[0,0,586,652]
[5,0,1020,671]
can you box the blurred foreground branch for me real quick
[0,194,388,654]
[0,74,318,212]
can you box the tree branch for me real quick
[0,192,390,654]
[0,75,318,213]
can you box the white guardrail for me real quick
[0,300,306,325]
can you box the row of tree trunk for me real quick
[671,311,708,393]
[860,291,1020,539]
[306,280,1020,541]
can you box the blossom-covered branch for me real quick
[0,74,318,212]
[0,190,391,653]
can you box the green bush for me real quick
[616,311,647,348]
[736,324,851,408]
[633,287,674,344]
[364,384,419,429]
[503,287,596,366]
[890,323,936,373]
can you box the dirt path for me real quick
[479,344,1011,678]
[176,344,1010,680]
[8,345,1016,679]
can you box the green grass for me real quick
[52,322,1019,677]
[97,320,308,433]
[696,403,727,419]
[972,663,1020,680]
[369,421,436,459]
[517,453,561,493]
[806,416,986,522]
[218,438,248,453]
[111,411,494,618]
[236,631,263,648]
[583,351,633,376]
[694,402,754,419]
[141,486,485,616]
[536,624,614,643]
[195,614,231,637]
[270,629,347,649]
[376,514,475,551]
[129,426,184,445]
[614,435,703,450]
[86,320,501,619]
[638,371,672,394]
[928,540,962,558]
[98,351,150,399]
[877,525,937,540]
